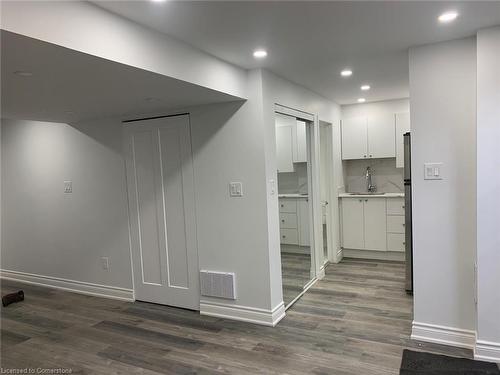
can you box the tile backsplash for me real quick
[278,163,309,194]
[344,158,403,193]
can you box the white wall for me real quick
[0,1,247,99]
[476,26,500,357]
[260,70,342,308]
[341,98,409,119]
[1,118,133,290]
[409,38,477,333]
[0,70,281,320]
[189,70,275,313]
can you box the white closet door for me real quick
[124,115,199,310]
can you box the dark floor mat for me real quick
[400,349,500,375]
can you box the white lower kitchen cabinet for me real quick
[341,198,365,249]
[342,197,386,251]
[340,195,406,259]
[363,198,387,250]
[387,233,405,252]
[297,199,310,246]
[279,197,309,247]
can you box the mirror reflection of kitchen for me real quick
[275,112,314,308]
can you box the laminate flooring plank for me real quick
[1,258,475,374]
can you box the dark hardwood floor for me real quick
[1,259,472,374]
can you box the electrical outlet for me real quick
[101,257,109,271]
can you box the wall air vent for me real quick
[200,270,236,300]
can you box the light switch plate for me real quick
[424,163,443,180]
[101,257,109,270]
[64,180,73,193]
[229,182,243,197]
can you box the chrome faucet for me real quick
[366,167,376,193]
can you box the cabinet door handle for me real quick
[359,199,363,202]
[369,154,373,158]
[282,235,286,238]
[281,219,285,223]
[402,223,405,226]
[403,242,406,245]
[365,199,368,202]
[402,205,405,209]
[364,155,367,158]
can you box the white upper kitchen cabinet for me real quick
[276,125,294,173]
[341,117,368,160]
[341,114,396,160]
[367,113,396,158]
[275,113,295,172]
[294,120,307,163]
[395,112,410,168]
[363,198,387,251]
[276,114,308,171]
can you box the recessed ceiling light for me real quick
[150,0,166,2]
[361,85,371,91]
[13,71,33,77]
[357,98,366,103]
[438,11,458,23]
[253,49,268,59]
[341,69,353,77]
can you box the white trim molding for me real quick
[343,249,405,262]
[475,340,500,363]
[0,269,134,302]
[200,300,286,326]
[411,321,476,349]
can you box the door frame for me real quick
[274,104,325,281]
[319,121,335,266]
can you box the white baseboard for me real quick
[343,249,405,262]
[475,340,500,363]
[331,249,343,264]
[411,321,476,350]
[200,300,286,327]
[317,267,326,280]
[0,269,134,302]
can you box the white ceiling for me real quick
[1,30,239,124]
[93,1,500,105]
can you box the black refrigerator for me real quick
[404,132,413,294]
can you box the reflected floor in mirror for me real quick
[281,248,312,307]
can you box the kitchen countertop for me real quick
[338,192,404,198]
[278,193,309,198]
